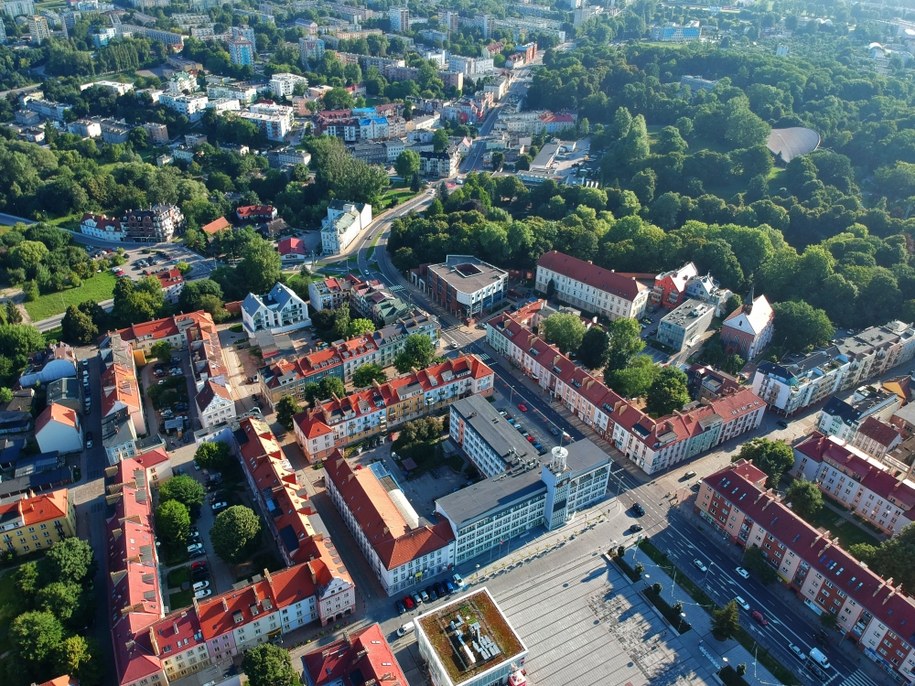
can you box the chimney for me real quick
[222,598,229,613]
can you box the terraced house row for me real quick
[293,354,495,462]
[485,300,765,475]
[107,429,354,686]
[258,310,440,410]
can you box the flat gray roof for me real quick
[427,255,507,296]
[660,298,713,328]
[451,396,533,470]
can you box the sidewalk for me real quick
[617,545,782,685]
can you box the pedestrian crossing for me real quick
[835,669,883,686]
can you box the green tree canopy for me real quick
[771,301,835,353]
[577,327,610,369]
[35,580,84,623]
[645,367,690,417]
[211,505,261,563]
[395,149,420,179]
[42,537,95,586]
[242,643,300,686]
[61,305,98,345]
[276,395,302,430]
[348,318,375,337]
[11,610,64,670]
[394,334,436,373]
[711,601,740,641]
[541,313,587,355]
[319,375,346,399]
[156,499,191,549]
[352,363,387,387]
[605,318,645,371]
[194,440,233,471]
[150,340,173,363]
[159,475,206,510]
[787,479,824,519]
[605,354,659,398]
[735,438,794,488]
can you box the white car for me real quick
[788,643,807,662]
[211,501,228,512]
[192,580,209,591]
[693,559,708,573]
[735,566,750,579]
[187,543,204,554]
[194,588,213,599]
[735,596,750,611]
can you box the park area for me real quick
[23,271,117,321]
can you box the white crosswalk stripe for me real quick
[836,669,883,686]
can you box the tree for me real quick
[772,301,835,352]
[156,500,191,548]
[394,334,436,373]
[159,475,206,510]
[432,128,449,153]
[0,387,11,404]
[236,234,282,295]
[395,150,420,179]
[645,367,690,417]
[541,313,586,355]
[577,327,609,369]
[150,340,173,364]
[61,304,98,345]
[742,546,778,584]
[242,643,300,686]
[42,537,94,585]
[276,396,301,430]
[179,279,225,315]
[735,438,794,488]
[35,580,83,623]
[352,363,387,387]
[15,560,40,599]
[332,305,351,340]
[348,318,375,337]
[605,354,659,398]
[11,611,64,670]
[194,440,233,471]
[711,601,740,640]
[605,318,645,371]
[55,634,99,686]
[6,301,22,324]
[211,505,261,563]
[319,375,345,399]
[787,479,824,519]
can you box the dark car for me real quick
[632,503,645,517]
[751,610,769,626]
[85,431,94,449]
[427,586,438,601]
[777,420,789,429]
[549,426,561,436]
[445,580,457,593]
[436,582,447,597]
[396,600,406,614]
[630,524,643,533]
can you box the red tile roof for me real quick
[101,362,141,417]
[0,488,70,527]
[34,677,79,686]
[155,268,184,289]
[324,450,453,570]
[236,204,276,220]
[133,448,170,470]
[35,402,79,433]
[303,623,408,686]
[537,250,646,300]
[705,461,915,643]
[81,212,122,231]
[857,416,902,448]
[277,236,306,255]
[201,216,231,235]
[117,311,215,346]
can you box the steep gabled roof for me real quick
[537,250,646,300]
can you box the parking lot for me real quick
[84,241,218,283]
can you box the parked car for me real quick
[682,471,697,480]
[751,610,768,626]
[452,573,464,588]
[194,588,213,599]
[403,595,415,610]
[445,580,457,593]
[187,543,204,554]
[396,600,406,614]
[411,592,422,606]
[735,566,750,579]
[693,559,708,573]
[427,586,438,601]
[192,581,210,591]
[435,582,447,597]
[419,589,429,603]
[735,596,750,611]
[211,501,228,512]
[777,420,789,429]
[85,431,94,449]
[191,560,207,570]
[788,642,807,662]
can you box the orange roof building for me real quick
[33,677,79,686]
[0,488,75,557]
[302,623,408,686]
[200,216,231,236]
[34,402,82,454]
[324,449,454,596]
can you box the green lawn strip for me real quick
[167,566,190,589]
[638,540,800,685]
[169,590,193,610]
[795,498,881,548]
[23,271,118,321]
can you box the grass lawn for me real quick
[167,566,189,589]
[380,187,419,210]
[169,590,193,610]
[800,505,881,548]
[23,271,118,321]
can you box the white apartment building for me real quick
[535,250,650,321]
[753,320,915,415]
[321,201,372,255]
[206,82,258,103]
[389,6,409,32]
[450,395,539,478]
[80,213,126,241]
[816,386,901,442]
[3,0,33,17]
[160,93,209,121]
[325,452,455,595]
[241,282,311,339]
[447,54,494,75]
[269,72,308,99]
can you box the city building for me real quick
[388,7,410,33]
[294,355,495,462]
[487,300,765,474]
[0,488,75,557]
[242,282,311,339]
[259,311,440,409]
[416,588,528,686]
[419,149,460,178]
[236,204,277,223]
[227,37,254,65]
[449,395,539,479]
[24,97,71,122]
[267,147,311,169]
[650,24,702,42]
[793,432,914,536]
[411,255,507,321]
[277,236,308,265]
[302,623,409,686]
[535,250,651,321]
[816,386,901,442]
[239,102,294,141]
[27,14,49,43]
[321,201,373,255]
[752,321,915,415]
[325,451,455,595]
[697,460,915,682]
[123,204,185,242]
[34,403,82,454]
[159,92,209,121]
[18,341,77,388]
[269,72,308,99]
[98,333,144,465]
[720,294,774,360]
[2,0,33,18]
[655,299,715,352]
[349,278,412,325]
[200,216,231,237]
[155,268,184,304]
[195,380,234,429]
[308,275,361,312]
[206,81,257,103]
[299,37,325,64]
[851,416,904,459]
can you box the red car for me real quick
[526,435,535,443]
[403,595,415,609]
[191,560,208,570]
[517,403,528,412]
[751,610,768,626]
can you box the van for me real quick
[809,647,831,669]
[397,621,415,637]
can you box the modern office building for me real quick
[412,255,507,321]
[0,488,75,557]
[535,250,650,321]
[697,460,915,682]
[655,298,715,352]
[294,355,494,462]
[449,395,537,478]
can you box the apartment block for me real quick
[123,204,185,242]
[241,282,311,338]
[535,250,651,321]
[697,460,915,682]
[293,355,494,462]
[259,311,440,409]
[487,300,765,475]
[0,488,75,556]
[449,395,535,478]
[321,201,372,255]
[816,386,901,443]
[656,299,715,352]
